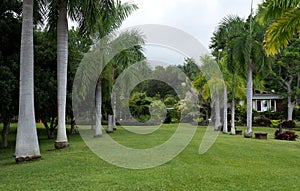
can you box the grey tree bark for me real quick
[95,80,103,137]
[55,2,69,149]
[223,87,228,133]
[15,0,41,162]
[287,83,295,121]
[112,92,117,130]
[245,60,253,137]
[107,115,114,133]
[230,100,236,134]
[214,92,221,131]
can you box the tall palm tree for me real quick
[74,30,145,137]
[234,16,271,137]
[211,15,271,137]
[91,1,140,136]
[15,0,41,162]
[45,0,119,148]
[256,0,300,55]
[210,15,245,134]
[54,0,69,148]
[96,31,144,136]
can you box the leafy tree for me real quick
[34,30,57,139]
[129,92,152,122]
[268,38,300,120]
[257,0,300,55]
[193,72,211,121]
[0,0,21,148]
[67,28,93,134]
[178,58,201,81]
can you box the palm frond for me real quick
[256,0,300,24]
[264,8,300,55]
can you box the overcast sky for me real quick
[121,0,262,50]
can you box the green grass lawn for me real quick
[0,124,299,191]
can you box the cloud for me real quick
[121,0,262,51]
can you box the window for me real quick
[262,100,268,111]
[270,100,276,111]
[257,100,261,111]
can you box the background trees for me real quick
[267,38,300,120]
[0,0,21,148]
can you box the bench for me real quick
[255,132,268,140]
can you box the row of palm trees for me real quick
[15,0,300,161]
[209,0,300,136]
[15,0,140,162]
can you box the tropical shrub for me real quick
[281,120,296,129]
[253,117,271,127]
[274,130,298,141]
[235,105,246,125]
[270,120,281,128]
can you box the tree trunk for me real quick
[15,0,41,162]
[231,73,236,135]
[286,83,294,121]
[112,92,117,130]
[1,118,10,148]
[43,120,54,139]
[287,95,294,121]
[231,100,236,134]
[69,112,76,135]
[245,60,253,137]
[95,80,103,137]
[214,92,221,131]
[223,86,228,133]
[107,115,114,133]
[55,2,69,149]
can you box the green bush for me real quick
[253,117,271,127]
[235,105,246,125]
[270,120,281,128]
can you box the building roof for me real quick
[253,94,283,100]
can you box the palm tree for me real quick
[15,0,41,162]
[96,31,144,136]
[54,0,69,148]
[256,0,300,55]
[44,0,121,148]
[234,16,271,137]
[91,1,140,136]
[211,15,271,137]
[109,37,145,130]
[210,16,245,134]
[196,55,224,131]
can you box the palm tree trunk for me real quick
[112,68,117,130]
[223,86,228,133]
[15,0,41,162]
[230,73,236,134]
[231,100,236,134]
[55,2,69,149]
[95,80,103,137]
[214,92,221,131]
[112,91,117,130]
[245,60,253,137]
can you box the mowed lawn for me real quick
[0,123,299,191]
